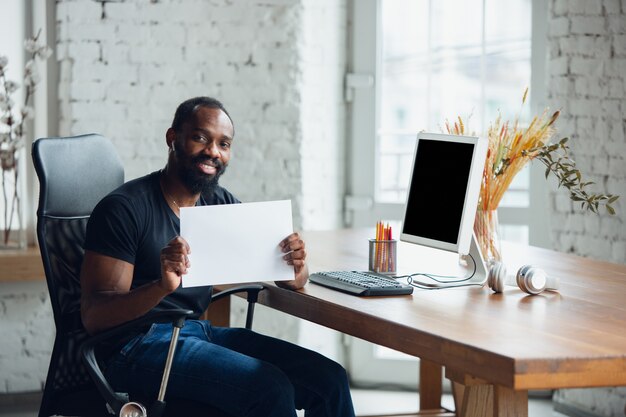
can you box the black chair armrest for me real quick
[83,309,195,346]
[211,284,265,329]
[211,284,264,303]
[80,309,194,415]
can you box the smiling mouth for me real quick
[198,161,218,175]
[198,163,217,175]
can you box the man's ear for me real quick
[166,128,176,151]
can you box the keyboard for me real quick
[309,271,414,296]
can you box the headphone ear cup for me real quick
[516,265,547,295]
[516,264,532,289]
[488,262,506,293]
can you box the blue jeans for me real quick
[104,320,355,417]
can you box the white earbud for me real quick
[488,262,559,295]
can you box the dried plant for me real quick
[0,30,52,245]
[444,88,618,215]
[523,138,618,215]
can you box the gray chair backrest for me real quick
[33,133,124,323]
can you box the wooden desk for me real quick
[0,246,45,282]
[218,228,626,417]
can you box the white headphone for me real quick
[488,262,559,295]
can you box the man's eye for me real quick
[221,142,231,149]
[193,135,207,142]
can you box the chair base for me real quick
[40,388,109,417]
[40,388,236,417]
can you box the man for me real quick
[80,96,356,417]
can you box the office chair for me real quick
[33,134,263,417]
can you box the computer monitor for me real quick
[400,132,488,284]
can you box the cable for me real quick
[413,252,477,283]
[405,277,484,290]
[395,253,483,290]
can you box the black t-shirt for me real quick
[84,170,240,317]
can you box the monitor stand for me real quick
[409,233,488,288]
[465,232,488,286]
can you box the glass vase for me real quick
[0,148,27,250]
[474,208,502,266]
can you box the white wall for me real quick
[0,0,347,394]
[546,0,626,263]
[0,282,54,393]
[55,0,346,230]
[546,0,626,415]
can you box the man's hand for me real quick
[159,236,191,293]
[276,232,309,290]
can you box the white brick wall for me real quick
[56,0,347,232]
[546,0,626,414]
[546,0,626,264]
[0,282,55,393]
[0,0,347,395]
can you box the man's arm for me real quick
[275,232,309,290]
[80,237,191,335]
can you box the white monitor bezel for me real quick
[400,132,488,256]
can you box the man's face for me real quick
[172,106,233,194]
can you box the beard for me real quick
[175,148,227,195]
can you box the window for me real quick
[0,1,27,247]
[346,0,547,387]
[379,0,531,201]
[0,2,54,247]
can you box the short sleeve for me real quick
[84,194,140,265]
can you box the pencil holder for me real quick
[368,239,397,275]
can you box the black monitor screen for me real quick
[402,139,475,244]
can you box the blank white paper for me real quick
[180,200,294,287]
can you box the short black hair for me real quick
[171,96,234,135]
